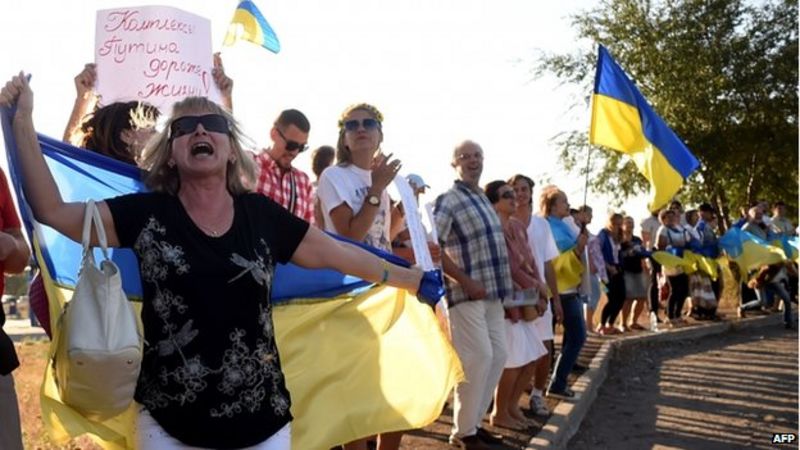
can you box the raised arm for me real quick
[326,154,400,241]
[1,72,119,247]
[62,63,98,144]
[213,53,233,112]
[291,225,422,293]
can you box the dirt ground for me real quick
[569,325,799,450]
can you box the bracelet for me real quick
[380,259,391,284]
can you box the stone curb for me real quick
[526,313,786,450]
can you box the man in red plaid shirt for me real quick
[254,109,315,223]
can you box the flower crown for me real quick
[337,103,384,129]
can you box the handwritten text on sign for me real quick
[95,6,221,110]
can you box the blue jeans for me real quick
[743,282,793,325]
[549,293,587,392]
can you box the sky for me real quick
[0,0,651,233]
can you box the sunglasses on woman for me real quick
[500,191,515,200]
[276,128,309,152]
[343,118,380,132]
[170,114,230,139]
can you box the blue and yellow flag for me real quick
[1,108,461,449]
[590,45,699,211]
[718,227,789,276]
[546,216,583,292]
[223,0,281,53]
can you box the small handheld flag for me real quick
[223,1,280,53]
[589,45,699,211]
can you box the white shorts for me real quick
[135,407,291,450]
[532,301,554,341]
[503,319,548,369]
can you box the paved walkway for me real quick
[569,325,798,449]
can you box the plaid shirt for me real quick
[434,181,513,306]
[254,151,315,224]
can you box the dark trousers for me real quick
[600,271,626,326]
[667,273,690,319]
[649,260,662,315]
[549,294,586,392]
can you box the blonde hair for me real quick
[139,97,255,195]
[336,103,383,165]
[538,184,564,216]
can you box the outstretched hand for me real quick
[0,72,33,118]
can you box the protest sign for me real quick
[95,5,221,111]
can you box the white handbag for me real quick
[53,200,142,420]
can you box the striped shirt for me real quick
[254,152,315,224]
[434,181,513,306]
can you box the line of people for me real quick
[1,56,797,450]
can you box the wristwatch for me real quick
[366,194,380,207]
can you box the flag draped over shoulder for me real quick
[0,107,461,449]
[590,45,699,211]
[223,0,281,53]
[545,216,583,292]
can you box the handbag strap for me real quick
[81,200,110,260]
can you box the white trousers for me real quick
[449,299,507,438]
[136,407,291,450]
[0,373,23,450]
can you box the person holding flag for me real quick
[540,185,588,399]
[0,73,438,449]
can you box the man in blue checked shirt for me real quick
[434,140,512,450]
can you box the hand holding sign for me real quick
[95,6,221,112]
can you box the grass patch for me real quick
[14,341,99,449]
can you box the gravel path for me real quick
[569,325,799,450]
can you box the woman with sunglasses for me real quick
[484,180,547,431]
[316,104,405,449]
[317,104,402,252]
[1,74,431,450]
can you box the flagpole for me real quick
[582,145,591,207]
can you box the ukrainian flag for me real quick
[590,45,699,211]
[1,108,461,449]
[719,227,789,276]
[223,1,281,54]
[546,216,583,292]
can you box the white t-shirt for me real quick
[316,164,391,251]
[527,215,559,341]
[526,215,559,278]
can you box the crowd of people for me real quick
[0,57,797,450]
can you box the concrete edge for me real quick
[525,313,786,450]
[9,332,48,342]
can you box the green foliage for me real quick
[537,0,798,226]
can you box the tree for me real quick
[536,0,798,228]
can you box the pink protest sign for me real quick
[95,5,221,111]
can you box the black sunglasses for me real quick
[343,118,380,132]
[500,191,516,200]
[170,114,230,139]
[276,128,309,152]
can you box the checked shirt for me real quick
[254,152,315,224]
[434,180,513,307]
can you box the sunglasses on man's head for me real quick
[276,128,309,152]
[343,118,380,132]
[170,114,230,139]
